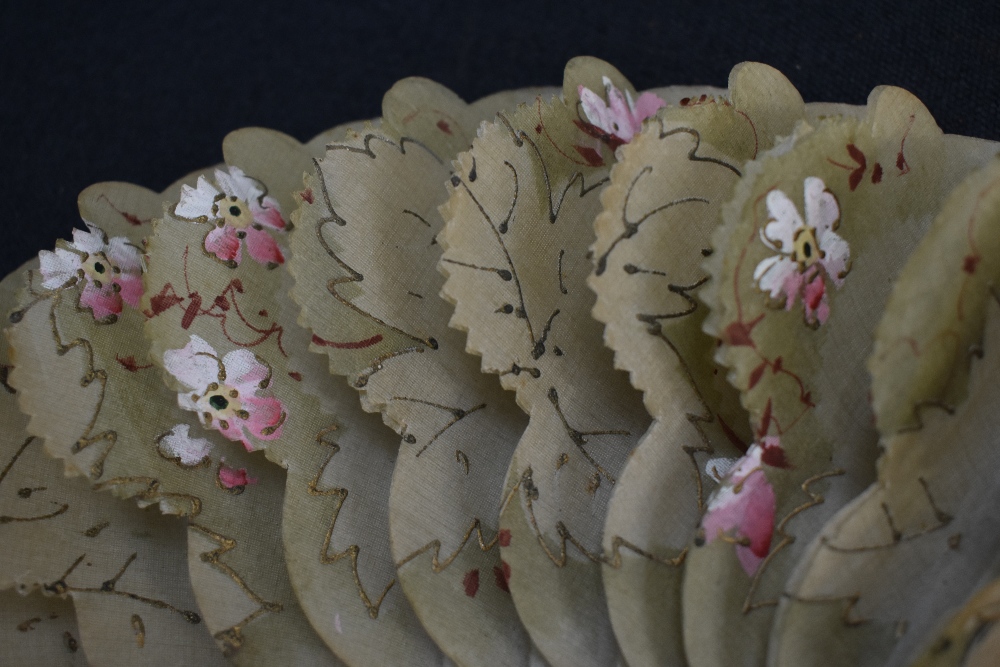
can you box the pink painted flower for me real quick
[174,166,287,267]
[163,335,286,450]
[700,436,789,576]
[753,177,851,327]
[156,424,213,467]
[38,223,143,320]
[218,460,258,490]
[577,76,665,148]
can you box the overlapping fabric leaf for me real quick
[290,78,550,666]
[438,56,719,667]
[586,62,805,666]
[693,87,1000,667]
[5,180,340,665]
[144,124,444,667]
[0,590,86,666]
[769,157,1000,666]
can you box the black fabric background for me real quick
[2,0,998,275]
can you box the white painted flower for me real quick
[38,223,143,320]
[577,76,665,147]
[753,177,850,326]
[157,424,213,466]
[163,335,286,450]
[174,166,287,267]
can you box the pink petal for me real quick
[250,197,287,231]
[605,80,638,140]
[242,395,285,441]
[702,468,776,576]
[754,254,801,308]
[244,226,284,266]
[115,273,143,309]
[803,273,827,324]
[214,419,248,445]
[631,91,666,123]
[218,463,258,489]
[222,349,271,394]
[79,280,122,320]
[164,335,219,390]
[204,225,243,264]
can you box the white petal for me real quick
[215,166,263,203]
[579,84,614,135]
[221,348,270,393]
[158,424,213,466]
[38,248,82,288]
[819,229,851,285]
[164,335,219,390]
[804,177,840,234]
[763,188,804,251]
[106,237,142,273]
[754,254,799,301]
[705,457,738,481]
[175,176,220,220]
[71,223,107,254]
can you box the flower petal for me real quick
[158,424,213,466]
[79,280,121,320]
[249,197,287,231]
[71,223,107,254]
[218,462,257,489]
[175,176,221,221]
[819,229,851,286]
[763,188,804,251]
[244,226,284,266]
[803,273,830,325]
[578,84,615,136]
[115,273,144,309]
[631,91,666,123]
[222,348,271,393]
[604,77,639,140]
[39,248,82,289]
[754,254,801,309]
[242,395,285,441]
[214,166,264,203]
[803,176,840,235]
[106,237,143,273]
[164,335,219,391]
[204,225,243,264]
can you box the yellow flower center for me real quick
[792,226,823,269]
[193,383,248,430]
[218,195,254,230]
[81,252,120,288]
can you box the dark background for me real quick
[2,1,998,275]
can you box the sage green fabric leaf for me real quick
[2,260,223,667]
[587,62,805,667]
[290,79,552,667]
[439,56,716,667]
[143,123,443,667]
[693,87,1000,667]
[769,158,1000,667]
[6,180,340,666]
[0,590,86,666]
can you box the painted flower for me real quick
[156,424,213,467]
[38,223,143,320]
[577,76,665,148]
[174,166,287,267]
[753,177,850,326]
[700,436,789,576]
[163,335,286,450]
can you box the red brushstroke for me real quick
[115,354,152,372]
[497,529,511,547]
[463,569,480,597]
[963,254,980,275]
[311,333,383,350]
[288,372,302,382]
[717,415,749,455]
[871,162,883,184]
[572,145,605,167]
[300,188,314,204]
[436,119,453,135]
[747,360,767,389]
[493,562,511,592]
[97,194,149,226]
